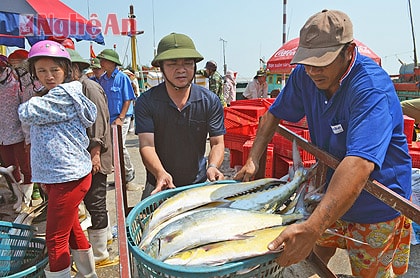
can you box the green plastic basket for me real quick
[0,221,36,276]
[127,180,284,278]
[5,237,48,278]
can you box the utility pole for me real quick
[220,38,227,75]
[282,0,287,45]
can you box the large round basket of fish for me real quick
[127,154,319,278]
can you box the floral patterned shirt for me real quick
[18,81,97,184]
[0,67,24,145]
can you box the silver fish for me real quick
[143,178,283,237]
[226,166,306,213]
[164,225,288,266]
[145,207,303,261]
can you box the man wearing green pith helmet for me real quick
[97,49,140,191]
[134,32,226,199]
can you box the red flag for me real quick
[90,43,96,58]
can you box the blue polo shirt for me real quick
[134,83,226,187]
[270,51,412,223]
[99,68,135,123]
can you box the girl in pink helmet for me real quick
[18,40,98,278]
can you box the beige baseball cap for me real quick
[291,9,353,67]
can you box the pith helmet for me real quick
[97,49,122,66]
[151,32,203,67]
[67,48,90,70]
[90,58,101,69]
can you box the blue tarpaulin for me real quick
[0,0,104,48]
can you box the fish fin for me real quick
[233,234,254,240]
[164,230,182,243]
[293,181,310,218]
[210,260,229,266]
[292,140,303,174]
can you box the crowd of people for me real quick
[0,7,417,278]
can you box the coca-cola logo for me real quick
[274,47,298,58]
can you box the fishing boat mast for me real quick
[408,0,418,75]
[128,5,143,73]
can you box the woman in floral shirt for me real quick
[18,40,97,278]
[0,54,34,213]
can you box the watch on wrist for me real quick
[119,116,125,121]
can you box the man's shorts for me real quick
[316,215,411,278]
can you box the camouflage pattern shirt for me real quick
[197,69,225,106]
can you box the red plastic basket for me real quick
[274,154,317,178]
[230,98,275,110]
[410,149,420,168]
[242,141,274,177]
[228,106,267,122]
[403,115,415,145]
[271,126,314,161]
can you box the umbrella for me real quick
[0,0,104,48]
[266,38,381,73]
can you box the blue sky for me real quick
[59,0,419,80]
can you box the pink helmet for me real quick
[28,40,70,61]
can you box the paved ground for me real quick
[0,132,419,277]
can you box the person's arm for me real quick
[234,111,279,181]
[268,155,374,267]
[206,135,225,181]
[138,132,175,194]
[243,80,257,99]
[90,145,101,175]
[113,100,132,125]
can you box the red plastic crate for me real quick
[230,98,275,110]
[224,133,255,151]
[274,154,316,179]
[409,149,420,168]
[230,149,244,168]
[403,115,415,145]
[271,125,314,161]
[224,107,258,130]
[226,124,258,136]
[242,140,274,177]
[265,145,274,178]
[410,141,420,151]
[228,105,267,122]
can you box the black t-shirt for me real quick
[135,83,226,187]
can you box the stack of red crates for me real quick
[404,115,420,168]
[272,119,316,178]
[224,98,317,178]
[224,99,274,174]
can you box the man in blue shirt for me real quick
[97,49,139,191]
[135,33,226,199]
[235,10,412,277]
